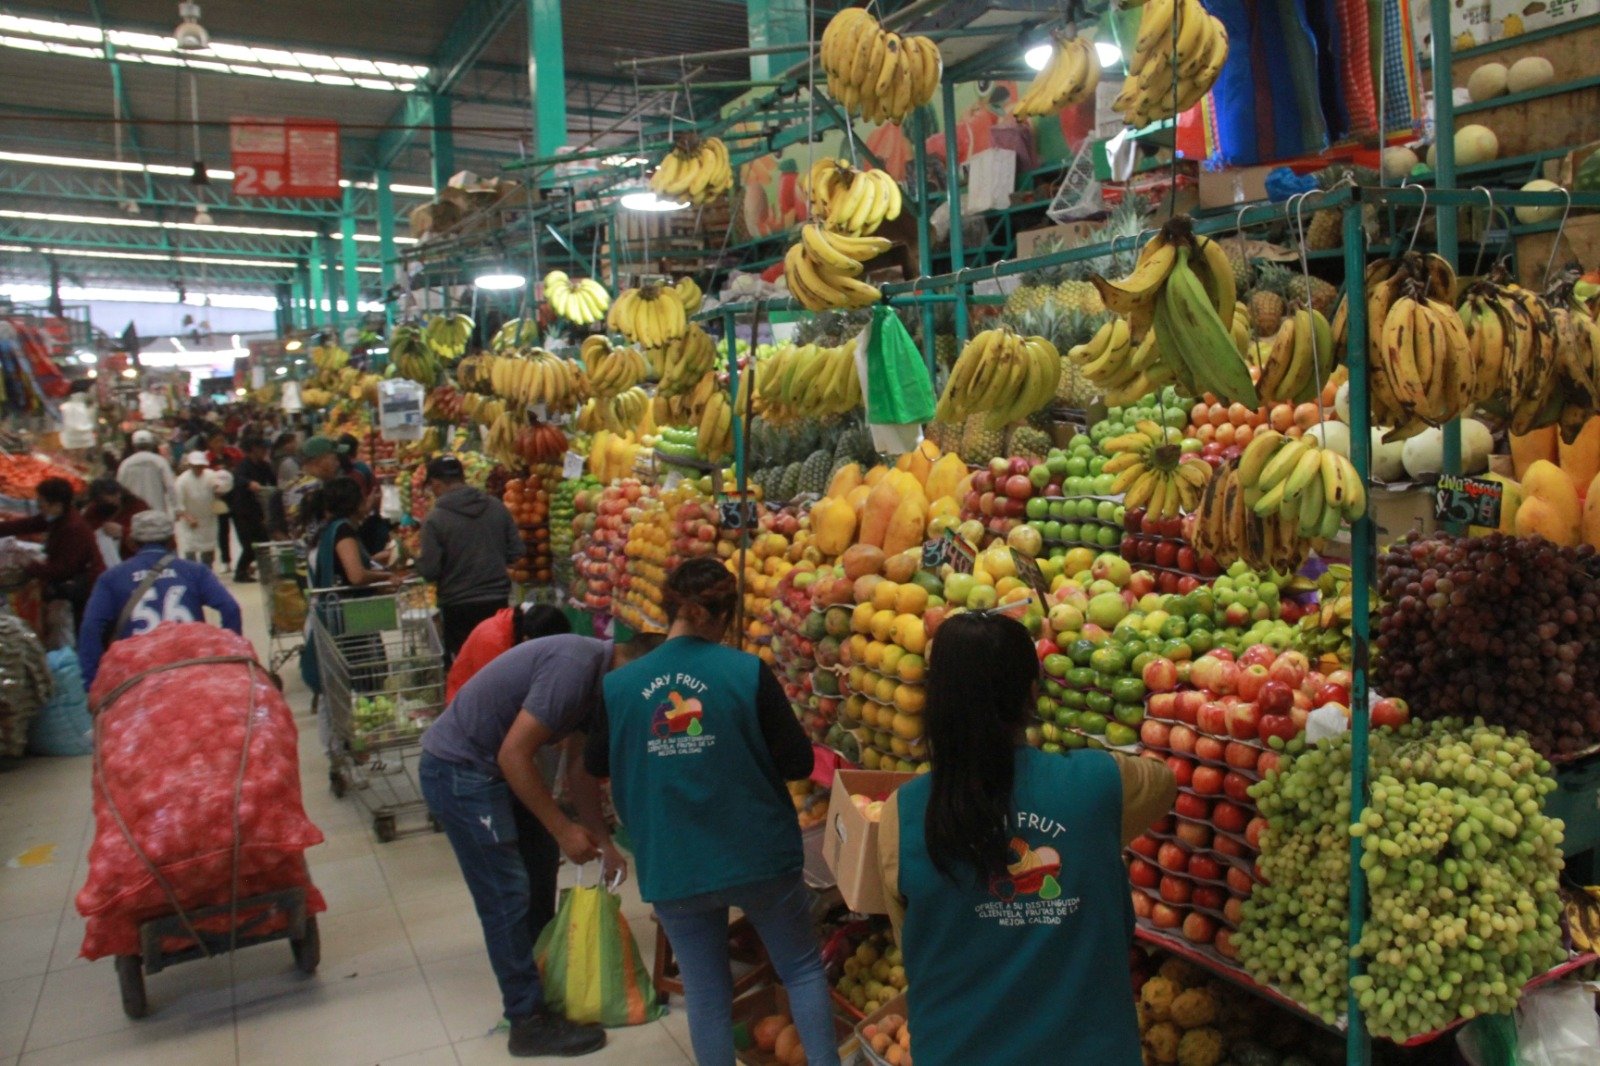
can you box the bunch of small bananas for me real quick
[819,7,941,125]
[487,349,587,413]
[1094,219,1258,405]
[389,325,441,387]
[310,343,349,372]
[1101,419,1214,518]
[1013,32,1101,116]
[934,327,1064,429]
[808,158,903,236]
[578,387,652,434]
[1236,430,1367,538]
[652,376,716,429]
[697,390,734,463]
[673,276,703,314]
[423,314,474,360]
[1114,0,1230,127]
[456,393,506,426]
[1256,305,1336,404]
[754,340,863,421]
[1563,884,1600,953]
[650,136,733,205]
[608,285,688,348]
[543,271,611,326]
[1067,320,1177,405]
[490,318,542,353]
[1191,460,1317,575]
[483,412,523,466]
[655,325,720,397]
[785,224,893,312]
[580,335,649,399]
[1363,255,1478,437]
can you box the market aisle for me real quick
[0,580,696,1066]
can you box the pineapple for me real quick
[1223,235,1256,292]
[798,449,832,495]
[1306,165,1380,250]
[1010,424,1052,459]
[924,421,954,452]
[959,414,1007,465]
[1004,255,1068,317]
[1247,262,1293,338]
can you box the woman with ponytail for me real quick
[877,611,1176,1066]
[585,557,837,1066]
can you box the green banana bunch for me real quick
[423,314,474,361]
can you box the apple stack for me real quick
[1119,505,1223,592]
[616,492,672,633]
[769,568,832,742]
[573,478,650,617]
[1125,644,1368,965]
[962,456,1059,546]
[1021,436,1124,559]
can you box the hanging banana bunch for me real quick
[423,314,474,361]
[487,349,587,413]
[649,136,733,204]
[1115,0,1231,128]
[490,318,542,352]
[672,276,703,314]
[1013,31,1101,117]
[654,325,720,397]
[1255,304,1337,405]
[935,327,1064,428]
[608,284,688,347]
[581,335,650,399]
[543,271,611,326]
[819,7,942,125]
[389,324,440,386]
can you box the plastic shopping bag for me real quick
[1515,981,1600,1066]
[534,875,663,1028]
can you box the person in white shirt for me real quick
[116,429,178,518]
[174,451,226,566]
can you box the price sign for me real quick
[1434,474,1502,527]
[718,498,763,530]
[562,451,586,479]
[1011,548,1051,600]
[921,528,976,573]
[229,118,341,198]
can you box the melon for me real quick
[1466,62,1508,102]
[1455,124,1500,166]
[1305,421,1351,457]
[1506,55,1555,94]
[1515,179,1565,224]
[1401,426,1446,479]
[1461,418,1493,473]
[1382,146,1420,182]
[1371,429,1408,482]
[1516,459,1582,545]
[1334,380,1350,423]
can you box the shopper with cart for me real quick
[583,558,834,1066]
[415,454,522,663]
[418,630,661,1058]
[874,611,1177,1066]
[78,510,242,688]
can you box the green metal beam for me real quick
[747,0,810,81]
[528,0,569,182]
[376,170,397,326]
[308,252,326,330]
[429,94,456,189]
[341,189,362,329]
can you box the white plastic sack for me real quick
[1516,982,1600,1066]
[965,148,1017,214]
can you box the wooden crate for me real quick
[1514,214,1600,284]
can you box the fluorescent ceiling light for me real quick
[1024,43,1051,72]
[1095,41,1122,67]
[275,366,287,375]
[0,151,435,198]
[1,245,293,269]
[284,340,303,351]
[0,14,427,92]
[0,207,410,244]
[473,272,525,291]
[620,191,687,212]
[0,283,378,312]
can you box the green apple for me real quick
[944,572,976,605]
[1086,591,1129,629]
[967,584,998,610]
[1096,500,1117,522]
[1025,497,1049,520]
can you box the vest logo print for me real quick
[641,674,715,756]
[974,814,1081,926]
[989,837,1062,902]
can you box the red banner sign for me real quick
[229,118,341,198]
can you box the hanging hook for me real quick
[1542,186,1575,289]
[1401,181,1430,256]
[1288,192,1330,428]
[1469,185,1501,277]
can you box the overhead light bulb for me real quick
[193,205,213,225]
[284,339,303,351]
[275,366,287,375]
[174,2,209,50]
[620,190,687,212]
[1095,41,1122,67]
[1024,43,1052,71]
[472,272,525,290]
[121,367,138,379]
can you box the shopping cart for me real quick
[308,581,444,842]
[253,540,308,680]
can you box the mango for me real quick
[1515,459,1581,545]
[924,453,968,502]
[1557,416,1600,498]
[1510,425,1558,478]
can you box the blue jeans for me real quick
[654,872,840,1066]
[419,751,560,1020]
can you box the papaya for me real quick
[924,452,968,502]
[812,495,858,556]
[1557,416,1600,498]
[846,483,873,516]
[1509,425,1558,479]
[859,478,903,547]
[904,439,939,486]
[1515,460,1582,545]
[827,461,863,499]
[840,543,886,579]
[1584,470,1600,549]
[863,464,888,486]
[882,493,929,555]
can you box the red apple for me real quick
[1182,911,1217,944]
[1004,474,1034,500]
[1236,664,1270,701]
[1214,928,1240,959]
[1140,719,1172,749]
[1174,793,1212,820]
[1143,657,1180,694]
[1129,858,1160,889]
[1173,690,1206,724]
[1008,456,1033,477]
[1192,766,1225,796]
[1194,736,1227,764]
[1128,571,1157,598]
[1245,817,1268,849]
[1154,541,1179,568]
[979,491,997,517]
[1197,700,1230,736]
[1256,750,1282,776]
[1192,885,1228,912]
[1176,545,1197,572]
[1257,679,1294,716]
[1226,867,1254,895]
[971,469,995,494]
[1167,724,1198,754]
[1213,834,1248,859]
[1151,814,1175,835]
[1315,683,1351,707]
[1176,575,1200,594]
[1128,834,1160,860]
[1189,854,1224,882]
[1227,701,1261,741]
[1151,902,1184,930]
[1159,875,1193,905]
[1147,692,1179,720]
[1213,801,1250,834]
[1174,820,1212,848]
[1157,842,1190,873]
[1188,655,1226,694]
[1371,696,1411,729]
[1140,748,1167,766]
[1221,742,1258,772]
[1239,644,1275,669]
[1301,670,1326,696]
[1165,755,1194,788]
[1327,668,1353,689]
[1132,890,1154,920]
[1140,512,1162,536]
[1268,651,1309,689]
[1257,713,1298,745]
[1223,771,1255,803]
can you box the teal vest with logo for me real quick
[605,636,803,903]
[896,747,1140,1066]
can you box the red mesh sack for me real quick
[76,622,326,959]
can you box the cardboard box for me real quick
[1014,219,1105,260]
[822,769,915,915]
[1367,484,1438,543]
[854,992,910,1066]
[1198,165,1274,210]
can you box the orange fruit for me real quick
[893,584,929,616]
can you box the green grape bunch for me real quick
[1235,719,1567,1041]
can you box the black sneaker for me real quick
[507,1012,607,1058]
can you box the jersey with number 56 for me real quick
[78,545,244,689]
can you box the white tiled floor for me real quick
[0,580,695,1065]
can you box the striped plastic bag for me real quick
[534,876,663,1028]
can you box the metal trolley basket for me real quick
[253,540,309,679]
[308,581,443,842]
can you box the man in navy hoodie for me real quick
[78,510,243,687]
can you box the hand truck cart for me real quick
[116,879,320,1019]
[308,581,443,842]
[252,539,309,680]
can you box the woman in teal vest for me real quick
[877,611,1176,1066]
[585,558,839,1066]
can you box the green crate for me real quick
[1548,754,1600,859]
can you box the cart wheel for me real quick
[329,768,347,798]
[115,955,148,1019]
[373,814,397,842]
[290,916,320,975]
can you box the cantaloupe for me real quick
[1507,55,1555,94]
[1515,459,1582,545]
[1516,179,1564,224]
[1467,62,1508,102]
[1557,416,1600,498]
[1382,146,1420,182]
[1510,425,1559,478]
[1583,470,1600,549]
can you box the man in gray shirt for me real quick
[418,632,662,1059]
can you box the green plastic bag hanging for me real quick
[860,305,936,453]
[534,875,664,1028]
